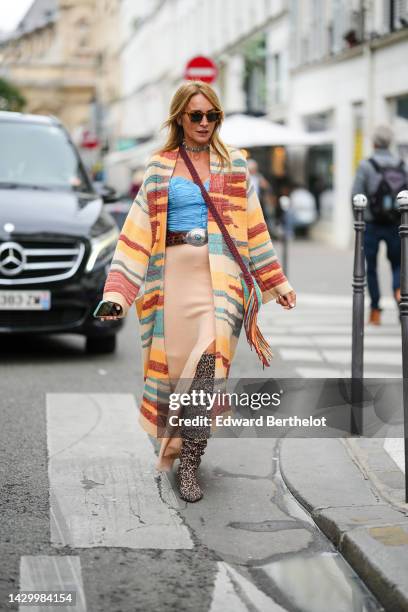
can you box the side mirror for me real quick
[93,182,119,203]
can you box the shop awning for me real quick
[219,114,334,148]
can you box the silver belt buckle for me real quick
[185,227,208,246]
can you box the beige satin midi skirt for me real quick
[156,242,216,471]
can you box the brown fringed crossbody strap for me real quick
[179,145,273,367]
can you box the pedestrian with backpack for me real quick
[351,125,408,325]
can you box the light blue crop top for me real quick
[167,176,210,231]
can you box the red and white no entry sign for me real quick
[184,56,218,84]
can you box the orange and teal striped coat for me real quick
[103,145,293,438]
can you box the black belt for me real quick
[166,228,208,246]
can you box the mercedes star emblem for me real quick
[0,242,26,276]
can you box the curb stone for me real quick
[345,438,407,511]
[280,437,408,612]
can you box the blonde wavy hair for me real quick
[158,80,231,168]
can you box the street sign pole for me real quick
[397,190,408,503]
[351,194,367,436]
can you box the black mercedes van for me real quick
[0,111,123,353]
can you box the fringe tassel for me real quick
[243,286,273,368]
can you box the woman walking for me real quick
[100,81,296,502]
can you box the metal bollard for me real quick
[351,194,367,435]
[279,195,290,276]
[397,189,408,502]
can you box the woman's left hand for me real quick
[276,290,296,310]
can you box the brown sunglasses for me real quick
[183,110,222,123]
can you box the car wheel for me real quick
[86,335,117,354]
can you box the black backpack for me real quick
[368,157,408,224]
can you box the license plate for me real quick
[0,291,51,311]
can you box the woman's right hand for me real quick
[98,301,125,321]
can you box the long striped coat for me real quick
[103,145,293,438]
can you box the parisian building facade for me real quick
[0,0,120,150]
[109,0,408,247]
[1,0,407,247]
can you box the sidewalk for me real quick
[280,438,408,612]
[275,238,408,612]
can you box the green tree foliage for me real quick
[0,78,26,111]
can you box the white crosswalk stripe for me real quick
[19,556,87,612]
[263,299,402,376]
[262,553,369,612]
[313,335,401,347]
[295,367,345,378]
[321,349,401,366]
[269,325,353,334]
[210,562,286,612]
[384,438,405,472]
[47,393,193,549]
[278,348,323,362]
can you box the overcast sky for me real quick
[0,0,33,32]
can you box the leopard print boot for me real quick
[177,353,215,502]
[180,353,216,441]
[177,438,208,502]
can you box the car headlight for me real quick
[86,227,119,273]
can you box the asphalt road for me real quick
[0,287,387,612]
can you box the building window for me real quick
[303,110,334,132]
[269,52,281,105]
[352,102,365,172]
[76,18,90,49]
[301,36,309,63]
[343,2,366,48]
[327,20,334,54]
[243,33,267,114]
[386,0,408,32]
[397,95,408,119]
[311,0,325,59]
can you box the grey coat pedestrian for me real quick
[351,147,408,222]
